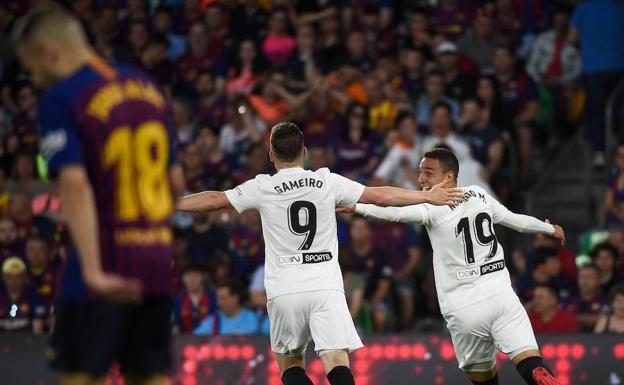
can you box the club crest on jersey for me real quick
[277,252,333,266]
[456,260,505,280]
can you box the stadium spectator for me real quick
[532,232,578,283]
[516,246,568,304]
[565,264,606,332]
[186,212,228,263]
[459,97,504,184]
[602,140,624,227]
[342,215,392,332]
[171,96,197,149]
[9,81,38,155]
[24,236,55,315]
[140,34,174,89]
[334,103,379,182]
[152,6,187,61]
[594,283,624,334]
[229,210,264,279]
[432,0,475,41]
[6,152,47,197]
[172,263,215,334]
[195,126,231,191]
[529,283,579,333]
[194,280,261,336]
[0,217,21,263]
[182,143,209,193]
[225,39,264,99]
[457,7,507,73]
[415,70,460,128]
[219,100,266,162]
[590,242,623,297]
[0,257,44,333]
[399,45,426,99]
[372,112,422,189]
[569,0,624,166]
[475,75,509,133]
[176,22,214,84]
[436,41,476,101]
[261,8,296,67]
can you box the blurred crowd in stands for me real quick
[0,0,623,336]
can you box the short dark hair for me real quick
[590,242,618,261]
[535,283,560,302]
[578,263,600,275]
[532,246,558,267]
[430,101,452,115]
[216,280,242,297]
[270,122,304,162]
[609,283,624,303]
[423,147,459,178]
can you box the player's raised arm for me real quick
[176,191,233,213]
[488,191,566,245]
[359,175,463,207]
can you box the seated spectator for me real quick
[0,257,44,333]
[182,143,209,193]
[594,283,624,334]
[229,210,264,279]
[195,126,231,191]
[248,266,270,335]
[219,100,266,161]
[196,71,226,127]
[341,216,392,332]
[516,246,568,304]
[225,39,266,99]
[172,263,215,334]
[342,30,376,74]
[186,213,228,263]
[459,98,504,182]
[204,3,230,62]
[6,152,48,197]
[262,8,296,67]
[114,20,149,66]
[529,283,579,333]
[247,71,313,125]
[195,280,260,336]
[493,45,539,179]
[372,112,422,189]
[176,22,215,85]
[602,140,624,228]
[171,96,197,150]
[415,70,460,128]
[532,233,577,283]
[436,41,476,101]
[334,103,380,182]
[140,34,174,88]
[432,0,475,41]
[25,236,56,317]
[476,75,509,132]
[421,102,471,161]
[0,217,22,263]
[591,242,623,297]
[152,6,187,61]
[565,264,606,332]
[457,8,508,73]
[9,81,38,155]
[399,46,426,99]
[232,144,271,185]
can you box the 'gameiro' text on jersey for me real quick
[356,185,554,314]
[225,167,365,299]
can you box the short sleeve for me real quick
[38,91,84,176]
[327,172,365,207]
[224,178,262,213]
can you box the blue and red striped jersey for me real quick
[37,57,178,299]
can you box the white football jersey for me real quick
[356,185,553,314]
[225,167,365,300]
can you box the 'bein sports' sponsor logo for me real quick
[277,252,333,266]
[456,260,505,280]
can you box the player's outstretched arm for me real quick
[176,191,234,213]
[359,176,463,207]
[495,207,566,245]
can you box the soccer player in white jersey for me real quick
[176,122,464,385]
[350,148,566,385]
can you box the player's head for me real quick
[269,122,307,168]
[418,147,459,190]
[12,3,91,88]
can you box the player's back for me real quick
[424,185,512,314]
[38,60,176,298]
[225,167,364,300]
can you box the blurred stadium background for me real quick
[0,0,623,384]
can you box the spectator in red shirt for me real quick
[529,283,579,333]
[565,264,606,332]
[176,22,215,84]
[172,263,215,334]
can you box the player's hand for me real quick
[336,205,356,214]
[546,219,566,246]
[428,176,464,206]
[85,270,143,303]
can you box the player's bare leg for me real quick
[512,349,561,385]
[60,373,105,385]
[465,368,499,385]
[123,374,167,385]
[276,353,313,385]
[319,350,355,385]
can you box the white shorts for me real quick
[267,289,363,356]
[443,289,538,372]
